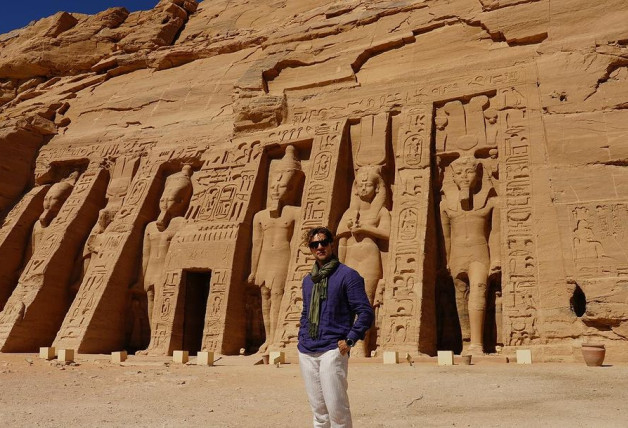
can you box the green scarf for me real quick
[308,256,340,339]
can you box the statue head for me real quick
[484,108,498,125]
[39,172,78,227]
[268,145,302,211]
[435,111,448,131]
[354,165,383,203]
[450,156,479,205]
[94,208,114,234]
[156,165,193,231]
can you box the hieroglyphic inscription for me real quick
[190,141,262,224]
[274,121,345,349]
[499,96,540,346]
[145,269,184,354]
[289,68,526,125]
[202,269,229,352]
[381,108,430,350]
[567,202,628,279]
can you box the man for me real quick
[298,227,374,428]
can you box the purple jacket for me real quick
[297,263,375,354]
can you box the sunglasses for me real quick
[308,239,331,249]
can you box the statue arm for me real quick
[336,211,352,239]
[248,213,263,283]
[346,208,391,241]
[140,229,151,280]
[337,211,352,263]
[338,236,348,263]
[489,200,501,272]
[440,200,451,266]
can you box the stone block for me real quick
[269,351,285,364]
[197,351,214,366]
[39,347,55,360]
[173,350,189,364]
[437,350,454,366]
[111,351,127,363]
[58,349,74,363]
[516,349,532,364]
[383,351,398,364]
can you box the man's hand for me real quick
[337,340,350,356]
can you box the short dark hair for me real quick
[306,226,334,243]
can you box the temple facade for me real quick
[1,0,627,360]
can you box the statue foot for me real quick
[258,342,269,354]
[466,344,484,356]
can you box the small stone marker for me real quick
[437,350,454,366]
[173,350,189,364]
[58,349,74,363]
[39,347,55,360]
[197,351,214,366]
[383,351,398,364]
[269,351,285,364]
[516,349,532,364]
[111,351,127,363]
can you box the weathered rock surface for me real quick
[0,0,627,360]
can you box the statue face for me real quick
[157,191,186,231]
[40,184,71,227]
[451,162,478,190]
[435,114,448,130]
[356,173,377,201]
[269,170,294,203]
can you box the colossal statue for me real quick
[337,165,391,355]
[248,145,303,353]
[439,155,500,355]
[28,172,79,257]
[137,165,193,330]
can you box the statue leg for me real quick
[259,284,271,353]
[269,285,285,349]
[354,277,379,357]
[146,284,155,329]
[467,261,489,354]
[453,274,470,343]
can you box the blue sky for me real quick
[1,1,203,35]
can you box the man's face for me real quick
[309,233,333,265]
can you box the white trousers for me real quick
[299,348,352,428]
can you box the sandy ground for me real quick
[0,352,627,427]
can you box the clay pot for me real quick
[581,343,605,367]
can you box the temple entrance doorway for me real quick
[182,270,211,356]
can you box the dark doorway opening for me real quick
[571,283,586,317]
[183,271,211,356]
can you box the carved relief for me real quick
[567,203,628,279]
[330,114,392,355]
[248,145,304,353]
[138,166,193,338]
[439,155,501,355]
